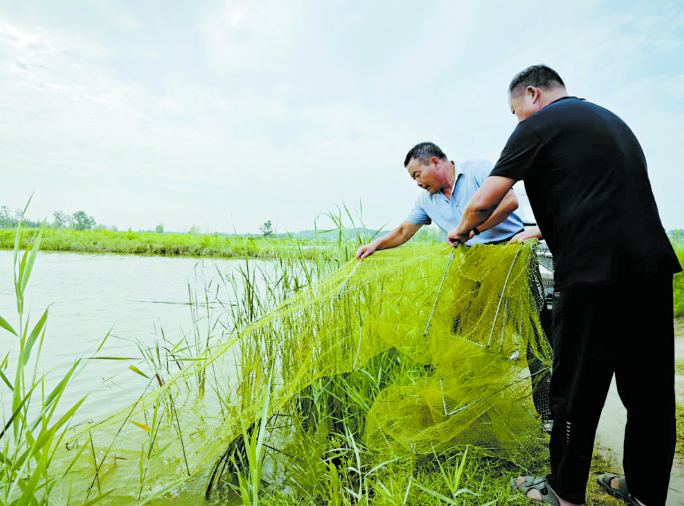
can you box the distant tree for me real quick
[260,220,275,238]
[72,211,96,231]
[52,210,71,228]
[0,207,38,228]
[0,206,13,228]
[155,223,165,234]
[188,225,201,235]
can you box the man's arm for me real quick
[356,221,422,259]
[508,226,542,244]
[447,176,516,245]
[475,189,518,232]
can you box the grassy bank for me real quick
[0,228,354,260]
[673,239,684,317]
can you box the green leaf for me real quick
[13,220,22,287]
[16,445,50,506]
[130,420,152,432]
[147,395,162,458]
[148,440,175,464]
[13,225,25,313]
[413,482,458,505]
[0,449,13,466]
[453,446,468,492]
[47,396,86,435]
[21,307,49,366]
[0,368,14,391]
[129,365,150,379]
[87,356,138,360]
[17,247,30,295]
[28,426,57,466]
[19,224,45,296]
[0,314,17,336]
[1,382,39,441]
[43,361,79,412]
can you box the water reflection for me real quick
[0,251,267,423]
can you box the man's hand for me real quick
[447,227,470,246]
[507,226,542,244]
[356,243,377,259]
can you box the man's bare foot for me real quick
[609,477,646,506]
[512,476,586,506]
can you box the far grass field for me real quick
[0,227,360,260]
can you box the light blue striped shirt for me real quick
[406,159,524,245]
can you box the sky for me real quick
[1,0,683,234]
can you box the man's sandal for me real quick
[596,473,640,506]
[511,476,560,506]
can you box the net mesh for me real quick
[51,241,553,503]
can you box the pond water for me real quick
[0,250,265,424]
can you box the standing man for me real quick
[449,65,681,506]
[355,142,524,259]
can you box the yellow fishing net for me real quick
[51,242,552,503]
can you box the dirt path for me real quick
[593,318,684,505]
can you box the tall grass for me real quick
[180,218,544,506]
[673,234,684,317]
[0,211,108,505]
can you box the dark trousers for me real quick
[546,275,675,506]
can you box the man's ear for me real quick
[430,156,440,166]
[527,86,540,103]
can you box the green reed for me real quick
[189,224,544,506]
[0,210,109,505]
[672,234,684,317]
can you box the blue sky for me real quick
[1,0,683,233]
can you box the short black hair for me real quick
[508,64,565,96]
[404,142,448,168]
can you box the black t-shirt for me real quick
[490,96,681,289]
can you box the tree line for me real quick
[0,206,116,231]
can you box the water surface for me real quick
[0,250,261,422]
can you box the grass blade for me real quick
[1,382,40,441]
[413,482,458,505]
[0,314,17,337]
[129,365,150,379]
[131,421,152,433]
[0,369,14,391]
[19,224,44,296]
[21,307,49,366]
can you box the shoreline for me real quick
[0,228,340,260]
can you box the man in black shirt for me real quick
[449,65,681,506]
